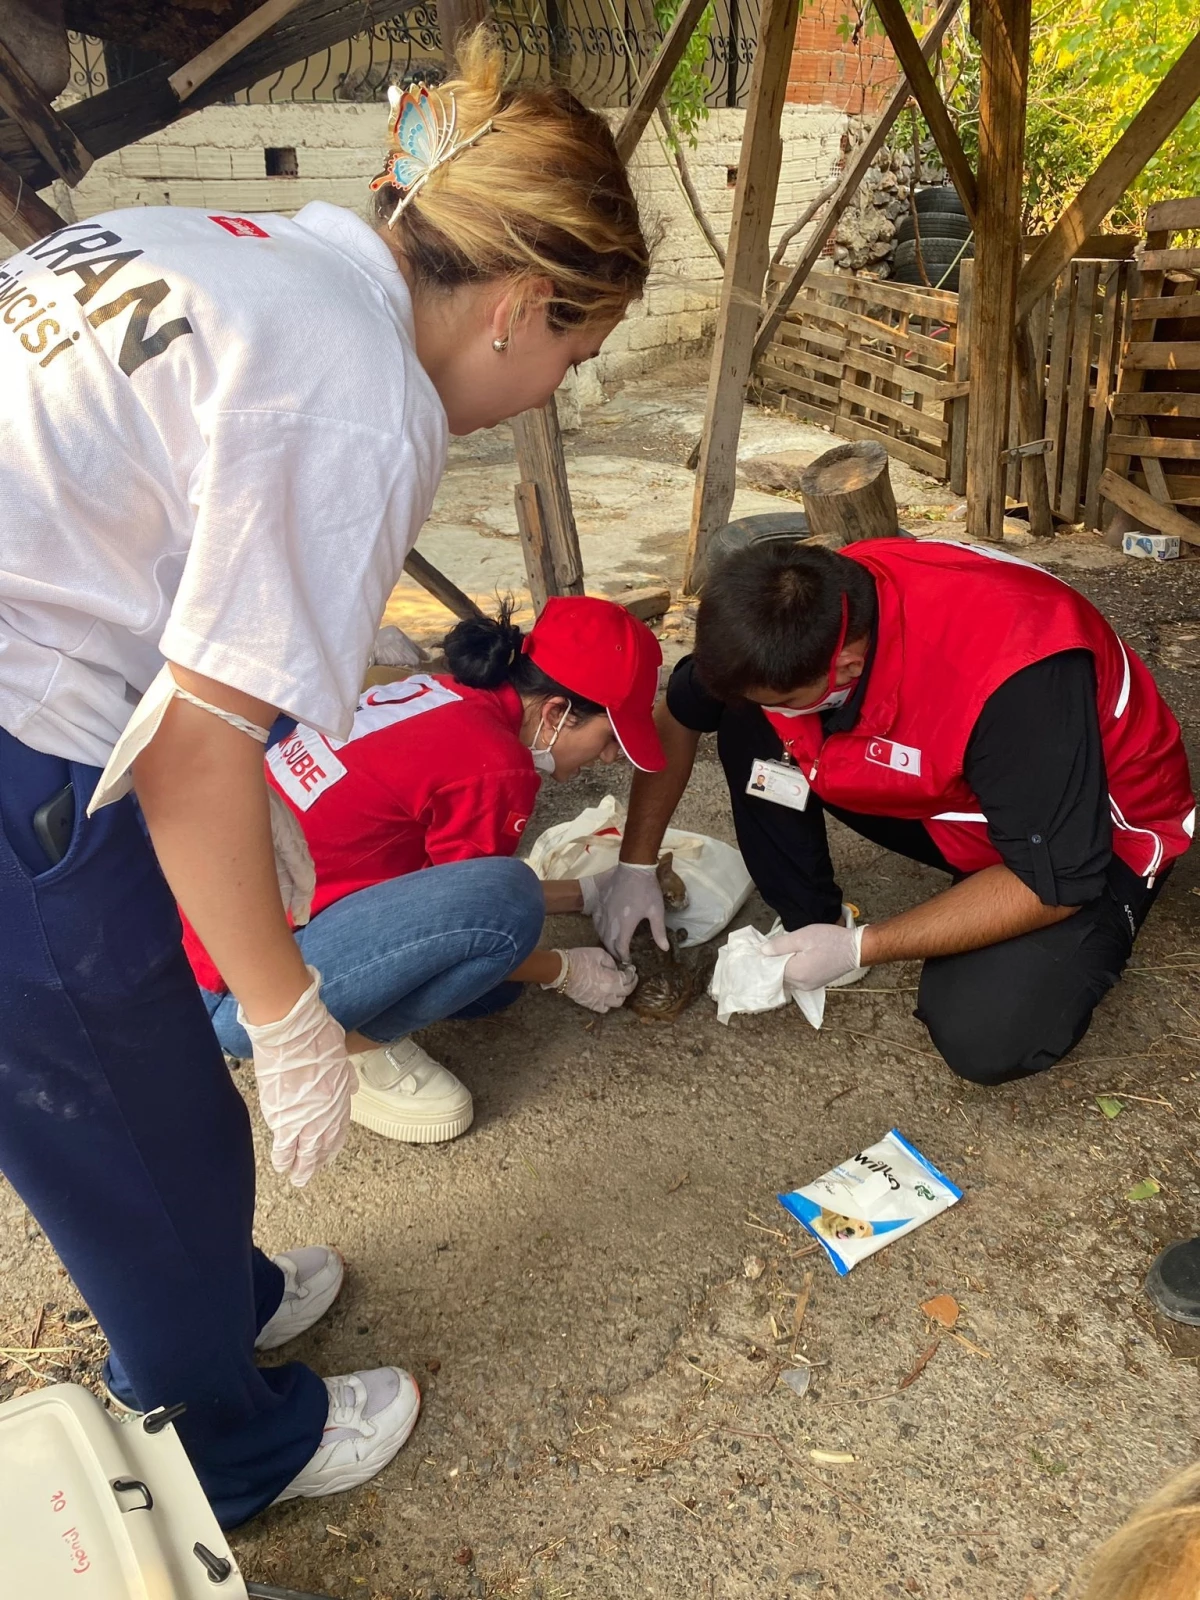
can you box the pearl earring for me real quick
[492,337,509,352]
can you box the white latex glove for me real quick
[763,921,866,991]
[239,966,354,1188]
[543,947,637,1013]
[369,625,425,669]
[590,861,669,962]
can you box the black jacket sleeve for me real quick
[963,649,1111,907]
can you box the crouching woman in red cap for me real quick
[184,595,664,1145]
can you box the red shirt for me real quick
[764,540,1194,882]
[184,675,541,993]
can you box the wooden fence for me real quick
[751,266,966,482]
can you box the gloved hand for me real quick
[588,861,669,962]
[239,966,354,1187]
[542,947,637,1013]
[370,625,426,669]
[763,921,867,991]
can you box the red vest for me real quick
[763,540,1194,883]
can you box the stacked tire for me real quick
[891,187,973,294]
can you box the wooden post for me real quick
[1016,27,1200,324]
[965,0,1031,543]
[751,0,962,366]
[511,399,585,601]
[514,481,559,613]
[685,0,802,591]
[0,153,67,250]
[1012,319,1054,535]
[614,0,711,162]
[0,38,92,186]
[869,0,976,224]
[799,442,900,543]
[949,256,973,495]
[439,0,491,68]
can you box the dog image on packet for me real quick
[778,1129,962,1275]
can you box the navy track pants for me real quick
[0,728,327,1527]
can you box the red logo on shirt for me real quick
[505,812,529,836]
[208,215,269,238]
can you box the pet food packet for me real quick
[778,1129,963,1275]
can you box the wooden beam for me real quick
[0,1,427,189]
[438,0,492,70]
[514,481,558,612]
[0,153,67,250]
[1012,318,1054,535]
[403,548,484,620]
[614,0,711,163]
[1016,26,1200,323]
[1099,469,1200,545]
[510,399,585,598]
[685,0,801,590]
[966,0,1031,542]
[0,38,92,186]
[751,0,962,365]
[168,0,307,102]
[870,0,976,224]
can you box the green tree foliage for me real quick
[653,0,716,145]
[945,0,1200,231]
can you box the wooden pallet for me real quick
[1102,195,1200,541]
[751,267,963,482]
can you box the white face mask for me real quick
[528,701,572,775]
[771,683,855,717]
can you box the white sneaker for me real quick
[255,1246,345,1352]
[273,1368,421,1503]
[349,1038,473,1144]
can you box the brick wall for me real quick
[788,0,902,113]
[47,99,848,380]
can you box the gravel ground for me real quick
[1,384,1198,1600]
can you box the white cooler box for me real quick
[0,1383,332,1599]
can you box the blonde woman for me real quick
[1078,1463,1200,1599]
[0,33,648,1525]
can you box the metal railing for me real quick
[66,0,758,112]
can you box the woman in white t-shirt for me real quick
[0,31,648,1528]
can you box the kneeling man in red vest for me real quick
[592,538,1194,1086]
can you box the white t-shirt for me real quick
[0,202,447,766]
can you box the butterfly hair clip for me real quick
[370,82,494,226]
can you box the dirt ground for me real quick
[2,375,1199,1600]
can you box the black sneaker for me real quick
[1144,1237,1200,1325]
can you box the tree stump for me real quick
[798,441,899,544]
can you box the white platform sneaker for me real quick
[273,1367,421,1503]
[349,1038,473,1144]
[255,1246,345,1352]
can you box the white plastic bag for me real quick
[778,1129,963,1276]
[527,794,752,946]
[709,924,826,1028]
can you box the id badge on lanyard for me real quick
[746,756,811,811]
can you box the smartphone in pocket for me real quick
[32,784,76,867]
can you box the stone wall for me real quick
[46,99,848,381]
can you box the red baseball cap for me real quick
[524,597,665,772]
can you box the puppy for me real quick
[815,1208,874,1243]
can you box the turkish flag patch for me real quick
[505,812,529,837]
[865,737,922,775]
[208,215,269,238]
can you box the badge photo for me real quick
[747,758,811,811]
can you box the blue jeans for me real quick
[0,728,327,1529]
[204,856,545,1057]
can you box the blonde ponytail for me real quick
[373,28,650,331]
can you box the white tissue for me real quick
[709,925,826,1029]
